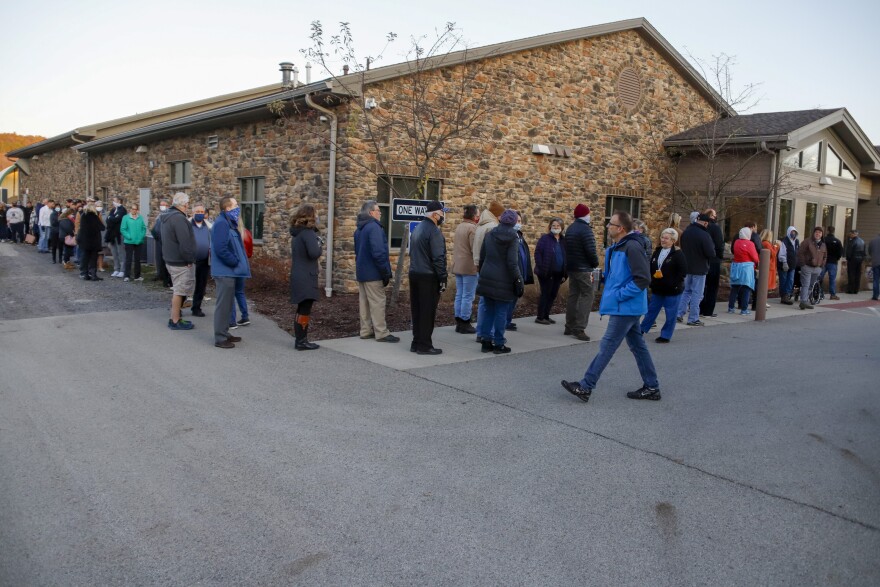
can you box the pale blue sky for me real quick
[3,0,877,143]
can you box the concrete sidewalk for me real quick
[320,290,880,369]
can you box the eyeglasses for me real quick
[608,223,621,228]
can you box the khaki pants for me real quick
[358,280,390,339]
[565,271,594,333]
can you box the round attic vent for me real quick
[616,67,643,113]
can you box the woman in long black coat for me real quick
[289,204,323,350]
[77,205,105,281]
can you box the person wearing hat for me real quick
[472,200,504,342]
[844,229,866,294]
[675,213,715,325]
[475,209,523,354]
[409,200,448,355]
[777,226,800,304]
[563,203,599,341]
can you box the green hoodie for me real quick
[120,213,147,245]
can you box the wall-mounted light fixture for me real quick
[819,176,833,186]
[532,144,572,158]
[135,145,148,154]
[364,97,378,110]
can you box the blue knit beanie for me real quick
[499,209,518,226]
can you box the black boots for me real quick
[455,317,476,334]
[294,315,319,351]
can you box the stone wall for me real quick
[19,147,87,201]
[326,29,716,291]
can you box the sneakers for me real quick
[655,337,670,343]
[561,380,592,402]
[134,277,144,282]
[799,301,814,310]
[123,277,130,282]
[481,340,494,353]
[740,310,751,315]
[236,318,251,326]
[215,340,235,349]
[686,320,704,326]
[830,295,840,300]
[573,331,591,342]
[506,323,517,331]
[535,318,552,325]
[376,334,400,343]
[547,317,557,324]
[676,316,684,323]
[168,319,194,330]
[626,384,662,401]
[228,324,239,330]
[727,308,736,314]
[493,345,512,354]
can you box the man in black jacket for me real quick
[564,203,599,341]
[676,213,716,326]
[845,229,866,294]
[160,192,197,330]
[821,226,843,299]
[699,208,724,317]
[409,201,448,355]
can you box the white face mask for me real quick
[159,205,168,212]
[513,223,522,232]
[551,228,562,235]
[96,206,103,211]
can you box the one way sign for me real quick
[391,198,444,222]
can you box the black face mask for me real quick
[437,214,445,226]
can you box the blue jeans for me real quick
[476,297,511,346]
[454,274,477,320]
[506,298,518,327]
[641,293,681,340]
[676,274,706,323]
[728,285,751,311]
[873,265,879,299]
[38,226,50,251]
[580,315,659,390]
[820,262,838,295]
[779,268,796,296]
[229,277,248,325]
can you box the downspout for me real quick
[760,141,781,237]
[305,93,338,298]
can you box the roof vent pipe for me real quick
[305,63,312,84]
[292,66,299,87]
[279,62,294,85]
[343,64,349,75]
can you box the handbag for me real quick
[24,233,36,244]
[64,235,76,247]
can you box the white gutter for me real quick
[304,93,338,298]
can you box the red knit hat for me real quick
[573,204,590,218]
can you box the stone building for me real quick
[8,18,731,293]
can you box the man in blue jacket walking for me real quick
[210,197,251,349]
[561,210,661,402]
[354,200,399,343]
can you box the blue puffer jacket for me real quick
[354,214,392,282]
[599,232,651,316]
[210,211,251,278]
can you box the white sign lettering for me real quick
[396,204,428,216]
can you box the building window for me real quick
[169,160,192,186]
[603,196,641,247]
[376,175,441,249]
[239,177,265,242]
[804,202,818,235]
[824,145,855,180]
[783,141,821,172]
[821,204,834,231]
[779,198,793,231]
[843,208,854,249]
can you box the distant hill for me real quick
[1,133,46,168]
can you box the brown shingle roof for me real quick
[665,109,841,144]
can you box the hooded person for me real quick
[777,226,800,304]
[475,209,523,354]
[472,200,504,343]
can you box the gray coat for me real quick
[289,225,322,304]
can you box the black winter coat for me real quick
[477,224,522,302]
[707,220,724,261]
[58,217,75,242]
[76,212,105,250]
[289,225,323,304]
[104,205,127,244]
[679,223,715,275]
[564,219,599,271]
[49,210,60,236]
[409,218,447,281]
[824,235,843,263]
[649,246,688,296]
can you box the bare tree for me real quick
[270,21,499,302]
[624,52,806,228]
